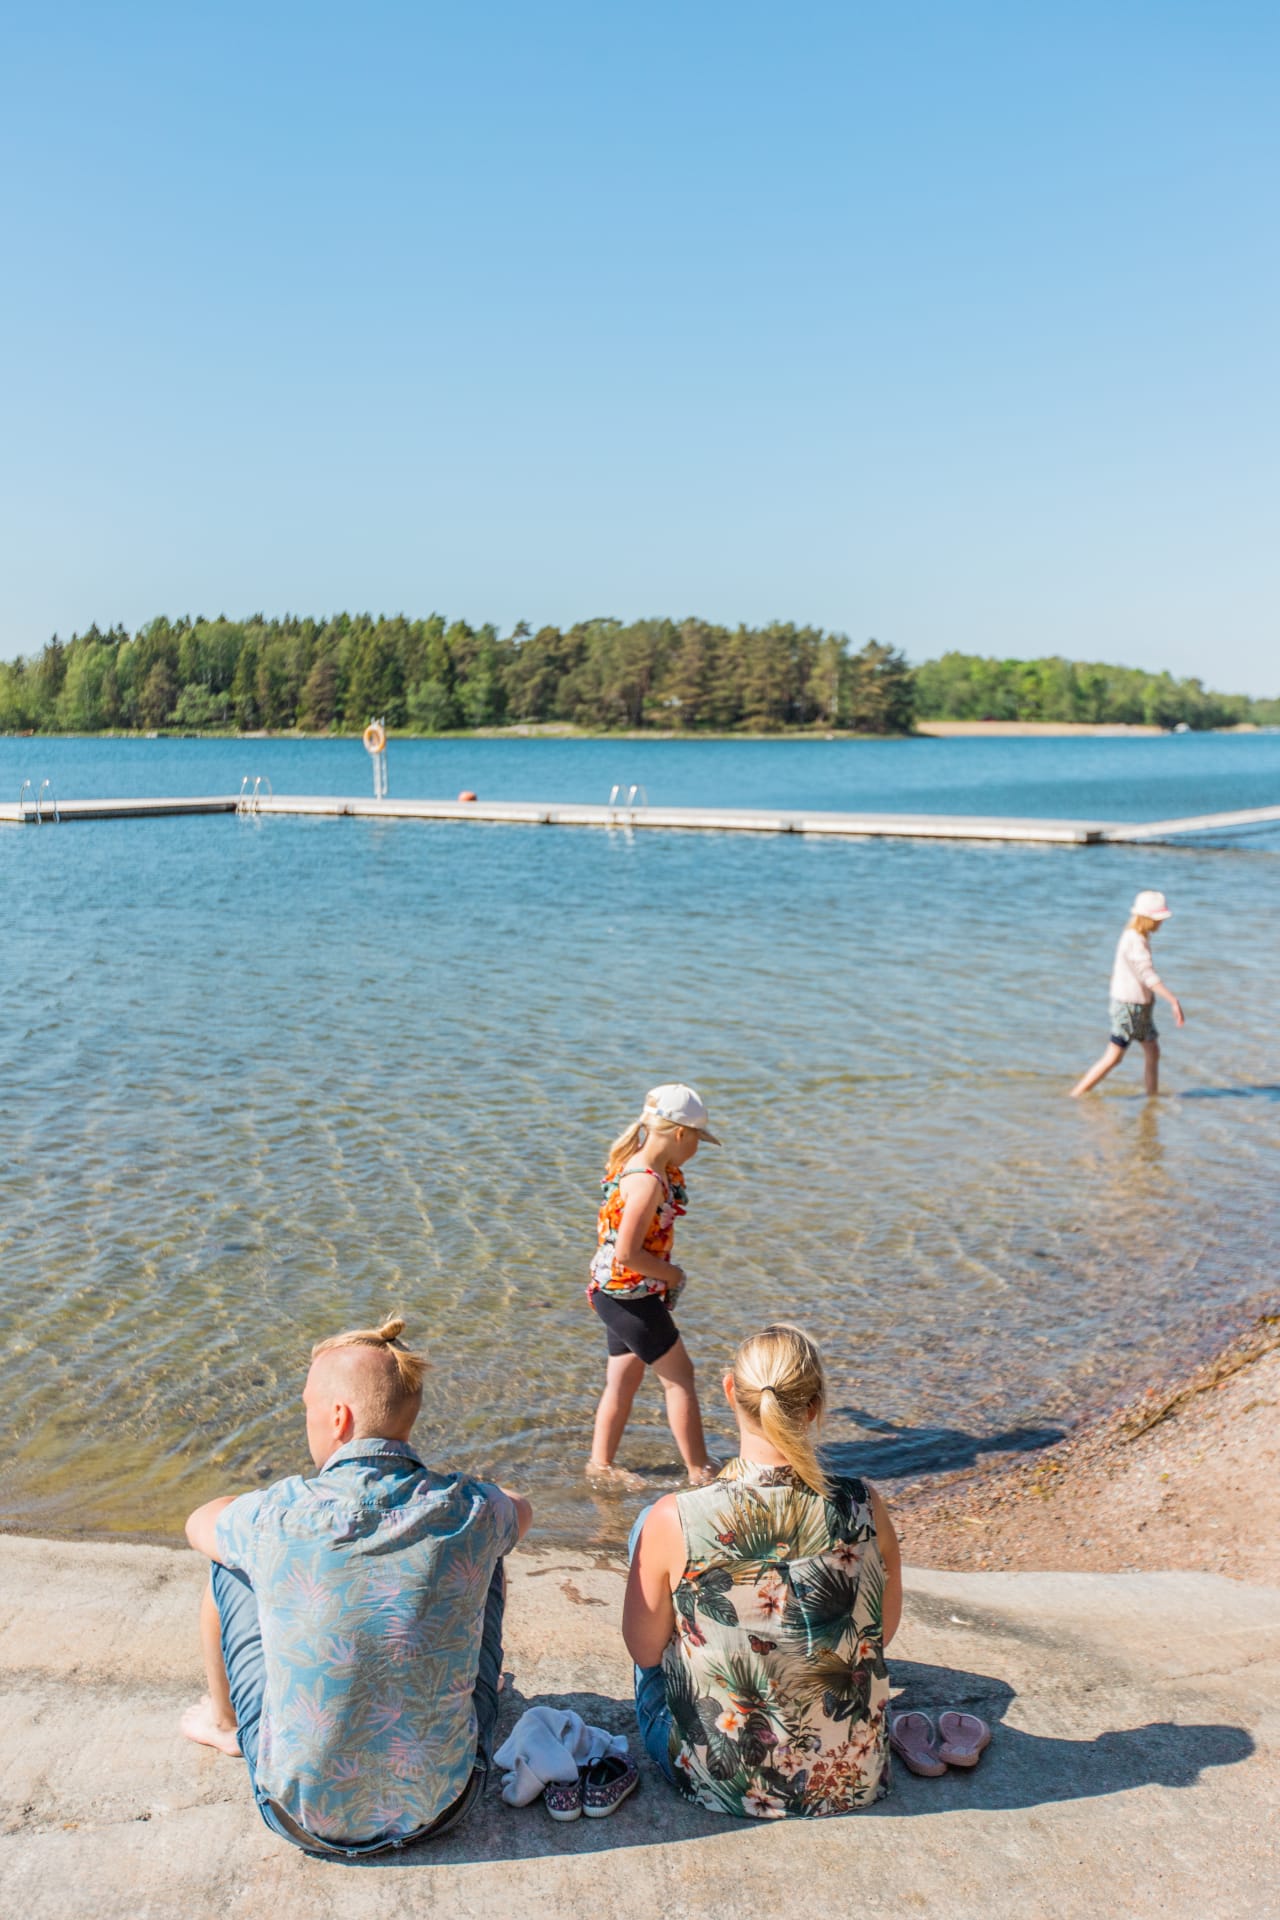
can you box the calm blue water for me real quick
[6,728,1280,821]
[1,733,1277,1545]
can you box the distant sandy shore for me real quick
[915,720,1167,737]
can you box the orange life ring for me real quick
[362,722,387,754]
[458,789,477,803]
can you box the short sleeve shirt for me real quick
[214,1439,518,1841]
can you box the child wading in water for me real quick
[1071,889,1186,1097]
[586,1084,720,1492]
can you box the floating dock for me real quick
[2,792,1278,844]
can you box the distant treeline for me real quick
[914,652,1277,729]
[0,615,1273,734]
[0,615,913,734]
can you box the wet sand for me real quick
[896,1311,1280,1581]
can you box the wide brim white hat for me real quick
[644,1082,721,1144]
[1131,889,1172,920]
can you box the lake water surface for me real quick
[2,733,1277,1547]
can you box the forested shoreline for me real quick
[0,614,1274,735]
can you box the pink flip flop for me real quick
[889,1711,947,1777]
[937,1711,991,1767]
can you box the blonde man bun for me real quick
[311,1315,428,1431]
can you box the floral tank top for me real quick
[588,1164,687,1300]
[659,1458,890,1818]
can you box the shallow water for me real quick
[2,733,1278,1547]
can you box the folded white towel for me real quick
[493,1705,630,1806]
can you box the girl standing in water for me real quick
[1071,889,1186,1097]
[585,1084,720,1491]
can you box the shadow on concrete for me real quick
[879,1658,1254,1814]
[822,1409,1067,1479]
[340,1664,1252,1868]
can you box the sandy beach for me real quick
[913,720,1169,737]
[897,1311,1280,1583]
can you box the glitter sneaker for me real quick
[582,1754,639,1818]
[542,1775,584,1822]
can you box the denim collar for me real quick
[319,1437,424,1474]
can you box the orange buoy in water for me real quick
[458,790,477,803]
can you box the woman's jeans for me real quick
[628,1506,679,1785]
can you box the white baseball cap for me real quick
[644,1083,721,1144]
[1131,889,1172,921]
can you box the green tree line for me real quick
[0,616,1273,734]
[0,614,914,734]
[913,651,1278,729]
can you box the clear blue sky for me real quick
[2,2,1276,689]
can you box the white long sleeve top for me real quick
[1110,927,1162,1004]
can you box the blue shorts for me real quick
[212,1558,505,1858]
[1109,999,1158,1049]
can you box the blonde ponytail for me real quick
[1128,914,1160,937]
[605,1116,647,1180]
[604,1108,680,1180]
[731,1323,829,1496]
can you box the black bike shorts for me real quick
[590,1289,680,1365]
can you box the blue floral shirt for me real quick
[214,1439,518,1840]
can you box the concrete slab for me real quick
[0,1534,1276,1920]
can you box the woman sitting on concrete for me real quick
[623,1323,902,1817]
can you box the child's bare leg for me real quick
[180,1577,240,1755]
[588,1352,646,1476]
[1071,1042,1126,1098]
[1142,1036,1160,1096]
[652,1338,711,1478]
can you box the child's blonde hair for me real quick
[731,1323,829,1497]
[311,1316,427,1429]
[1128,914,1161,937]
[605,1109,680,1180]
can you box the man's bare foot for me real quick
[687,1461,721,1488]
[585,1460,645,1491]
[181,1695,240,1756]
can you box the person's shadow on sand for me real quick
[340,1666,1253,1868]
[822,1409,1067,1479]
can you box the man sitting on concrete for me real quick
[181,1316,531,1857]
